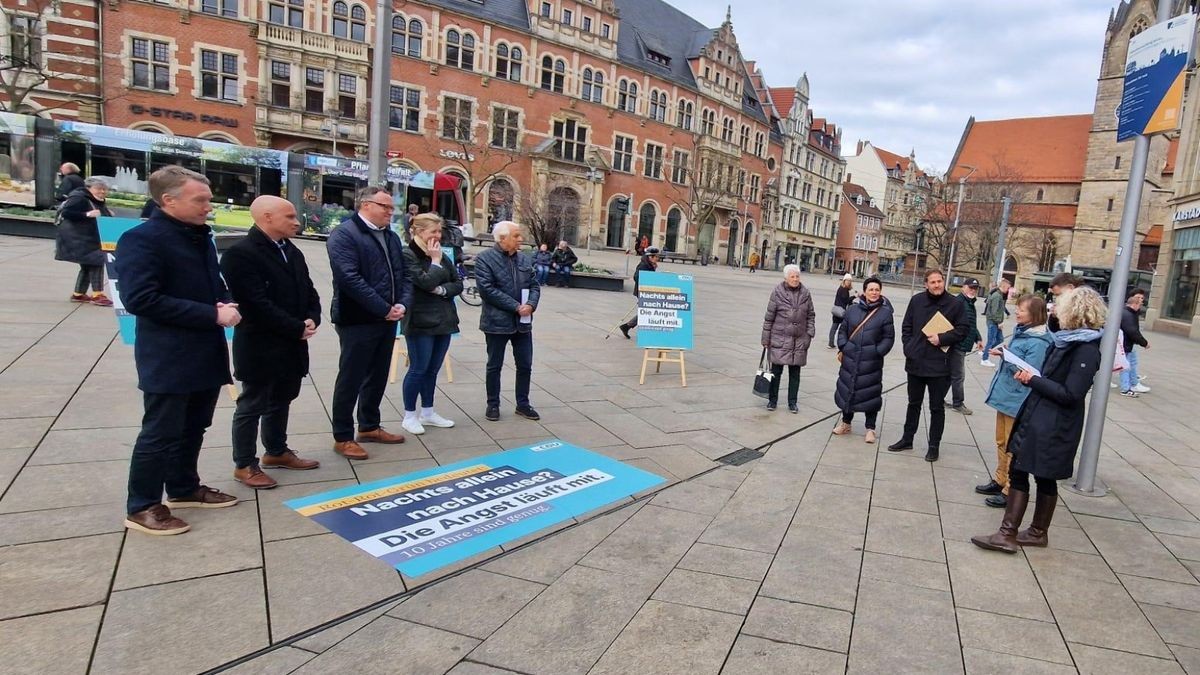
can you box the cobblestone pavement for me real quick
[2,234,1199,674]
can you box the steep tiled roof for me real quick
[1164,137,1180,175]
[843,183,884,218]
[1009,204,1079,229]
[1144,223,1164,245]
[768,87,796,117]
[947,114,1091,183]
[875,146,924,178]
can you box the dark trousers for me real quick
[902,374,951,448]
[231,376,302,469]
[74,264,104,294]
[948,349,966,406]
[1009,469,1058,496]
[828,318,842,348]
[332,322,395,442]
[842,410,878,429]
[768,364,801,405]
[556,265,572,286]
[127,388,220,515]
[402,333,452,411]
[485,331,533,409]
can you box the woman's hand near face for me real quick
[428,237,442,263]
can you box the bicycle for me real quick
[456,257,482,306]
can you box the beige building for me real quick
[843,141,930,275]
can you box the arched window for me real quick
[665,207,682,251]
[391,16,422,57]
[487,178,515,227]
[754,132,765,157]
[495,43,522,81]
[617,80,637,113]
[581,67,603,103]
[445,29,474,70]
[676,100,693,130]
[1130,16,1149,39]
[540,56,564,93]
[739,124,750,151]
[721,117,734,143]
[638,202,657,244]
[1036,188,1044,201]
[333,3,366,41]
[648,90,666,122]
[700,108,715,136]
[606,196,628,248]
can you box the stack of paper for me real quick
[921,311,953,352]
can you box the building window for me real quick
[388,85,420,132]
[648,90,666,122]
[754,132,764,157]
[1115,156,1122,170]
[495,44,522,81]
[270,61,290,107]
[200,50,239,102]
[268,0,304,27]
[305,68,324,113]
[700,109,715,136]
[445,30,475,70]
[540,56,565,93]
[582,67,603,103]
[739,124,750,151]
[562,8,572,24]
[736,169,746,198]
[671,150,689,184]
[1036,188,1044,201]
[644,143,664,180]
[332,3,366,42]
[540,2,551,17]
[392,17,423,58]
[9,16,43,67]
[201,0,237,18]
[1107,198,1114,211]
[721,117,734,143]
[337,73,357,117]
[131,38,170,91]
[582,16,592,32]
[601,23,611,38]
[613,135,634,173]
[617,80,637,113]
[676,100,693,130]
[552,119,587,162]
[491,107,519,149]
[442,96,472,141]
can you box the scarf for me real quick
[1052,327,1101,348]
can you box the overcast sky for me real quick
[664,0,1113,175]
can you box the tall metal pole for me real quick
[366,0,392,185]
[991,197,1011,287]
[944,177,967,276]
[1072,0,1173,496]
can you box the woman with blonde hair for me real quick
[972,286,1106,553]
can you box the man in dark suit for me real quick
[221,196,322,489]
[116,166,242,536]
[327,186,413,460]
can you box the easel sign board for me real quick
[284,440,665,578]
[635,271,694,351]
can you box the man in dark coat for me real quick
[55,162,84,202]
[1119,288,1150,396]
[476,220,541,422]
[946,278,983,414]
[619,246,660,338]
[116,166,242,536]
[327,186,413,460]
[888,269,969,461]
[221,196,322,490]
[550,240,578,287]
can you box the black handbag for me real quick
[753,348,773,398]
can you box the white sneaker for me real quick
[1132,384,1151,394]
[980,360,996,368]
[1110,382,1119,388]
[401,417,425,435]
[418,411,455,428]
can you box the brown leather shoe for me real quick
[234,464,278,489]
[334,440,369,460]
[166,485,239,509]
[124,504,190,536]
[356,427,405,444]
[262,450,319,470]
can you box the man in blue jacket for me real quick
[327,186,413,460]
[116,166,242,536]
[475,220,540,422]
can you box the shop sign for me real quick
[438,148,475,161]
[1174,202,1200,223]
[128,104,239,128]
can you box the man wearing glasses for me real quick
[326,186,413,460]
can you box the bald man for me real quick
[220,196,323,489]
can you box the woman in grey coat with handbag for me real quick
[761,264,816,412]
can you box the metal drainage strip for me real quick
[716,447,765,465]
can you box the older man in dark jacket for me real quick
[888,269,969,461]
[116,166,242,536]
[222,196,322,489]
[327,186,413,460]
[476,220,540,422]
[946,278,983,415]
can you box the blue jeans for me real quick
[485,331,533,409]
[984,322,1004,360]
[534,265,550,286]
[402,333,452,411]
[557,265,572,286]
[1120,349,1140,392]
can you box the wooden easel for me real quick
[388,339,454,384]
[639,348,686,387]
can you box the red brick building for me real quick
[837,182,882,277]
[1,0,102,120]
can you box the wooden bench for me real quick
[658,252,699,264]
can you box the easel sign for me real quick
[635,271,693,386]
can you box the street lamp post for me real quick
[366,0,393,185]
[583,167,602,256]
[944,164,976,278]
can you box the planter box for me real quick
[464,260,625,292]
[0,215,54,239]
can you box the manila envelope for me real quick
[922,311,953,352]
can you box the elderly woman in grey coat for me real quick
[761,264,816,412]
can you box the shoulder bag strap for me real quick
[847,307,881,343]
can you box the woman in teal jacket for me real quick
[974,295,1053,508]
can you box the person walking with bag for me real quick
[56,177,115,306]
[828,273,855,348]
[832,277,894,443]
[761,264,815,412]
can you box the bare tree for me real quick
[0,1,100,114]
[661,140,741,256]
[515,188,560,248]
[425,112,527,210]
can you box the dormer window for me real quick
[646,50,671,67]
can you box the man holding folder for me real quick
[888,269,969,461]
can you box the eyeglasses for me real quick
[366,201,394,211]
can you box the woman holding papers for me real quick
[761,265,816,413]
[832,277,894,443]
[972,287,1105,553]
[975,296,1052,509]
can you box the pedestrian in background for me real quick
[550,240,578,288]
[117,166,241,535]
[828,273,855,349]
[476,221,541,422]
[327,186,413,461]
[221,196,322,490]
[946,278,983,415]
[889,269,969,462]
[532,243,552,286]
[748,249,760,273]
[399,212,462,435]
[55,162,84,202]
[760,264,815,413]
[619,246,659,339]
[1046,272,1083,332]
[1119,288,1151,397]
[833,276,894,443]
[975,295,1052,508]
[55,177,114,306]
[982,278,1010,367]
[972,287,1106,553]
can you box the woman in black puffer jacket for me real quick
[55,177,114,305]
[833,277,895,443]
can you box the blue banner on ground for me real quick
[1118,14,1195,142]
[635,271,694,351]
[284,440,665,577]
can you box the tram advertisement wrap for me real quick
[284,440,665,577]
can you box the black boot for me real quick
[619,323,631,339]
[924,446,939,462]
[1016,492,1057,547]
[887,438,913,452]
[971,489,1029,553]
